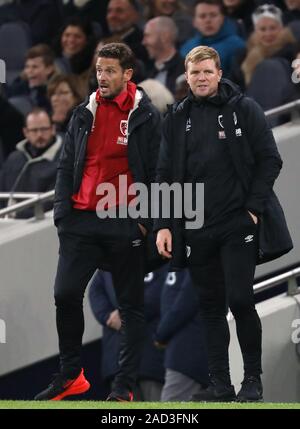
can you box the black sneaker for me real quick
[34,369,90,400]
[191,378,236,402]
[236,375,263,402]
[106,389,134,402]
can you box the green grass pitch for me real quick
[0,401,299,409]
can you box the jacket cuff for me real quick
[153,218,172,233]
[245,199,263,216]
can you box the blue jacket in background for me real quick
[88,267,167,383]
[155,270,209,385]
[180,18,245,76]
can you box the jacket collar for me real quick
[16,134,63,162]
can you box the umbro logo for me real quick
[245,235,254,243]
[132,239,142,247]
[186,245,191,258]
[186,118,191,132]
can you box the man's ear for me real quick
[124,68,134,82]
[218,69,223,82]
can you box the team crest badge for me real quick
[120,120,128,137]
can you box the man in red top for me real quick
[35,43,161,402]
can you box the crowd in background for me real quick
[1,0,300,167]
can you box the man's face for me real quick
[154,0,177,16]
[194,3,224,36]
[24,57,53,88]
[142,21,161,60]
[185,58,222,98]
[285,0,300,10]
[24,112,55,149]
[106,0,138,33]
[96,57,133,99]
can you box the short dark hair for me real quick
[194,0,225,14]
[25,107,52,126]
[47,74,82,104]
[97,42,136,70]
[25,44,55,67]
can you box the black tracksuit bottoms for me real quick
[186,209,262,381]
[54,208,146,391]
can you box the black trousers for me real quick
[54,209,146,391]
[186,209,262,382]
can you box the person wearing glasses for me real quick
[0,107,62,218]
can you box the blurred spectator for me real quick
[6,44,56,115]
[229,4,297,126]
[222,0,257,35]
[154,270,209,402]
[106,0,150,67]
[174,73,189,101]
[62,0,110,36]
[180,0,245,76]
[142,16,185,93]
[139,78,174,113]
[230,4,296,89]
[283,0,300,24]
[47,74,82,134]
[88,268,166,401]
[0,90,24,161]
[54,16,96,91]
[0,108,62,218]
[142,0,195,44]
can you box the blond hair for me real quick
[185,46,221,70]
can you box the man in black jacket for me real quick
[35,43,161,402]
[155,46,290,402]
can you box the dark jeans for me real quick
[186,210,262,382]
[54,209,146,391]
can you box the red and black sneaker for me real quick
[106,389,134,402]
[34,369,90,400]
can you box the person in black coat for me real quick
[89,268,166,400]
[155,46,291,402]
[154,269,209,401]
[34,43,162,403]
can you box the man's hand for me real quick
[156,228,172,259]
[248,211,258,225]
[106,309,121,331]
[138,223,147,237]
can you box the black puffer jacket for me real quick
[154,79,285,270]
[54,88,162,231]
